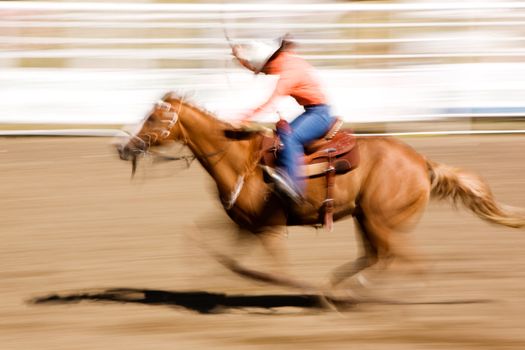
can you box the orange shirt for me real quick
[255,51,327,114]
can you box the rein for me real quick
[150,146,227,166]
[130,148,226,178]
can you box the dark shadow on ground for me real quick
[29,288,492,314]
[30,288,327,314]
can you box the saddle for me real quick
[259,118,360,231]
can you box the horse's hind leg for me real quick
[329,212,379,288]
[357,190,430,280]
[328,187,429,294]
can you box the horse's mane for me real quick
[162,90,231,129]
[161,90,271,140]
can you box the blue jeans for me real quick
[277,104,335,193]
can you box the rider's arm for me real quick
[243,68,295,120]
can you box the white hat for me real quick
[233,37,283,73]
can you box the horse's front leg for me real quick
[254,226,290,274]
[203,225,316,292]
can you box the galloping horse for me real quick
[117,91,524,294]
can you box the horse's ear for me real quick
[162,91,178,101]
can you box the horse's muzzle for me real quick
[116,142,134,161]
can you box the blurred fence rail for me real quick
[3,2,525,12]
[3,128,525,138]
[1,1,525,125]
[3,2,525,64]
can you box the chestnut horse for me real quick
[117,92,524,295]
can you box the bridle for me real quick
[148,99,184,144]
[126,97,228,176]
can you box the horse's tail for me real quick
[426,159,525,228]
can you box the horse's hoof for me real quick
[318,290,358,312]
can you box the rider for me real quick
[231,35,336,202]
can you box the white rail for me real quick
[2,129,525,138]
[2,2,525,12]
[3,49,525,60]
[3,20,525,29]
[3,36,525,45]
[0,129,128,137]
[2,65,525,124]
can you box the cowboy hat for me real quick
[232,37,284,73]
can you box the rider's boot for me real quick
[261,166,303,204]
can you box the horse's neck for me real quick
[177,101,255,192]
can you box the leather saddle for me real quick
[259,118,360,178]
[259,118,360,232]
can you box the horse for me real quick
[116,91,525,299]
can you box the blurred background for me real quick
[2,0,525,129]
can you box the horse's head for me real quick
[116,95,184,161]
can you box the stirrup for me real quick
[261,166,303,204]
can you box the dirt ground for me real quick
[1,135,525,350]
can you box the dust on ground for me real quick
[1,135,525,350]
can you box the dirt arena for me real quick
[1,135,525,349]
